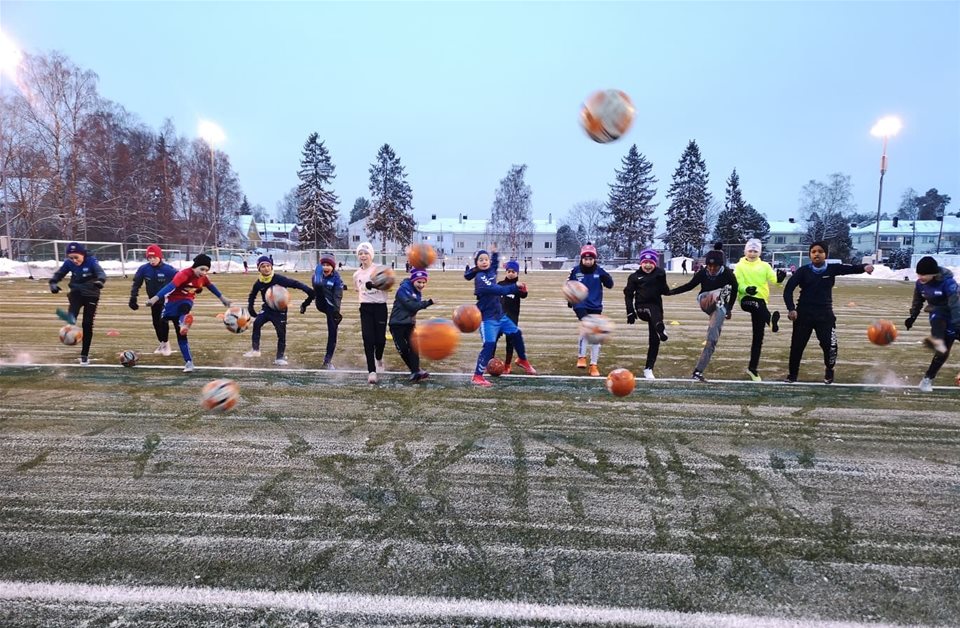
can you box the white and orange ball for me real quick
[580,314,614,345]
[265,285,290,311]
[580,89,635,143]
[606,368,636,397]
[201,379,240,412]
[223,305,251,333]
[119,350,139,367]
[371,266,396,291]
[562,280,589,305]
[59,324,82,346]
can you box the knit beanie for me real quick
[704,243,725,267]
[580,244,598,258]
[146,244,163,259]
[256,255,273,268]
[65,242,86,257]
[505,260,520,272]
[356,242,374,257]
[192,253,212,269]
[745,239,762,254]
[638,249,658,264]
[320,253,336,267]
[474,249,489,265]
[410,269,429,282]
[916,256,939,275]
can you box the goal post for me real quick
[771,250,805,270]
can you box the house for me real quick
[236,215,300,250]
[850,217,960,258]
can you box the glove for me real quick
[776,269,787,283]
[725,310,733,320]
[146,295,159,306]
[425,299,434,307]
[365,281,374,290]
[128,297,139,311]
[904,316,916,331]
[92,280,104,289]
[49,283,61,294]
[299,302,308,315]
[627,312,636,325]
[745,286,757,296]
[518,283,528,295]
[220,297,231,307]
[194,287,203,295]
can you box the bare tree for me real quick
[489,164,534,259]
[563,200,606,250]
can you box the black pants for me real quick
[788,311,837,379]
[320,310,340,363]
[390,323,419,373]
[150,299,170,343]
[68,292,98,358]
[360,302,388,373]
[741,297,771,373]
[252,308,287,359]
[925,335,956,380]
[497,312,520,363]
[636,304,664,370]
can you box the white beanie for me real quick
[356,242,374,256]
[745,238,762,254]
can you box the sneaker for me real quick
[747,368,762,382]
[643,368,655,380]
[183,361,194,373]
[322,360,335,370]
[179,313,194,336]
[919,377,934,392]
[154,343,164,355]
[409,371,421,382]
[471,374,492,387]
[692,371,707,383]
[243,349,261,358]
[783,376,797,383]
[718,285,732,307]
[376,359,385,373]
[824,368,835,385]
[588,364,600,377]
[656,322,668,342]
[367,372,378,384]
[274,358,288,366]
[576,357,587,369]
[79,356,90,366]
[416,370,429,381]
[160,342,172,357]
[516,358,538,375]
[771,311,781,333]
[923,336,948,355]
[502,362,512,375]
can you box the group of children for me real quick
[46,239,960,390]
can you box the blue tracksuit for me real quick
[568,263,614,315]
[910,267,960,339]
[130,262,176,298]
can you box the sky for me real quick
[1,1,958,229]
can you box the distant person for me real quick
[681,258,688,275]
[441,259,446,272]
[905,256,960,392]
[49,242,106,366]
[129,244,176,356]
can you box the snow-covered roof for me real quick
[768,220,806,234]
[850,217,960,235]
[236,215,298,236]
[416,217,557,235]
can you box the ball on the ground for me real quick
[606,368,636,397]
[562,280,589,305]
[200,378,240,412]
[59,324,82,346]
[264,285,290,311]
[453,304,482,333]
[487,357,505,377]
[411,319,460,360]
[866,319,898,346]
[407,243,437,269]
[580,314,614,344]
[119,350,138,367]
[223,305,251,333]
[371,266,396,291]
[580,89,635,143]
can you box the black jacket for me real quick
[669,267,738,309]
[498,276,527,322]
[623,267,669,313]
[783,262,868,313]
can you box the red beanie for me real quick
[146,244,163,259]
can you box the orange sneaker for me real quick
[471,374,492,388]
[576,356,587,369]
[179,313,194,336]
[502,362,512,375]
[516,358,537,375]
[588,364,600,377]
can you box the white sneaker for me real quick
[154,343,164,354]
[367,372,378,384]
[183,361,194,373]
[375,359,385,373]
[79,356,90,366]
[243,349,261,358]
[643,368,655,380]
[160,342,172,356]
[274,358,288,366]
[919,377,933,392]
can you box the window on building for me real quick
[457,241,464,249]
[904,237,913,246]
[477,241,483,248]
[774,236,785,244]
[352,235,360,242]
[544,241,552,249]
[525,241,533,249]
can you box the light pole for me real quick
[869,116,902,264]
[1,31,23,259]
[198,119,225,254]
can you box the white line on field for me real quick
[0,580,908,627]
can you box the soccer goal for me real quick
[126,247,184,266]
[771,250,805,270]
[208,247,247,274]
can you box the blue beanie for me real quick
[256,255,273,268]
[65,242,86,256]
[474,249,489,265]
[505,260,520,272]
[410,268,429,282]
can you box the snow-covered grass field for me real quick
[1,271,958,625]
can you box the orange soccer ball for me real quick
[486,357,506,377]
[866,319,898,346]
[453,304,482,333]
[580,89,636,143]
[562,280,589,305]
[200,379,240,412]
[606,368,636,397]
[407,243,437,269]
[411,319,460,360]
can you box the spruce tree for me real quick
[350,197,371,223]
[367,143,416,252]
[296,132,339,249]
[604,144,657,258]
[712,169,769,258]
[665,140,711,258]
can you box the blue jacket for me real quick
[130,261,176,299]
[910,267,960,325]
[389,278,434,326]
[310,266,345,313]
[50,256,107,299]
[568,264,614,313]
[248,273,314,315]
[473,252,518,320]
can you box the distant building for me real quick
[236,215,300,250]
[850,217,960,257]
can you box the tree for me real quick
[366,143,415,252]
[562,200,606,253]
[915,188,952,220]
[350,197,371,224]
[296,132,339,249]
[712,169,769,258]
[555,224,580,258]
[251,203,269,222]
[798,173,856,260]
[603,144,657,258]
[896,188,919,220]
[489,164,534,259]
[239,195,252,216]
[276,186,298,223]
[664,140,711,257]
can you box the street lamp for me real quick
[870,116,902,263]
[198,119,225,255]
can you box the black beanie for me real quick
[916,256,939,276]
[192,253,212,269]
[704,249,725,266]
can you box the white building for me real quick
[850,217,960,258]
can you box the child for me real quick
[782,241,873,384]
[467,245,536,387]
[129,244,176,356]
[147,253,232,373]
[623,249,670,380]
[734,238,787,382]
[668,244,738,382]
[49,241,106,365]
[389,268,435,382]
[568,244,614,376]
[904,256,960,391]
[353,242,389,384]
[302,253,345,369]
[498,259,528,374]
[243,255,314,366]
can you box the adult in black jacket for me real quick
[623,249,670,379]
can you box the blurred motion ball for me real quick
[486,357,505,377]
[866,319,898,346]
[59,324,82,346]
[201,378,240,412]
[371,266,396,291]
[411,319,460,360]
[606,368,636,397]
[407,243,437,269]
[453,304,482,333]
[580,89,635,143]
[119,350,138,367]
[562,280,589,305]
[223,305,251,333]
[580,314,614,344]
[265,285,290,311]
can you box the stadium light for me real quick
[0,30,23,84]
[869,116,902,264]
[197,120,226,250]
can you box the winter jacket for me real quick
[670,267,738,309]
[130,261,176,299]
[247,273,314,315]
[389,278,434,326]
[499,276,527,323]
[568,263,614,313]
[50,256,107,299]
[909,267,960,325]
[308,266,345,314]
[733,257,778,303]
[783,262,868,313]
[474,252,518,320]
[623,267,669,313]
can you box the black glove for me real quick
[745,286,757,296]
[725,309,733,320]
[92,280,104,289]
[194,287,203,295]
[299,302,308,315]
[365,281,374,290]
[904,316,916,331]
[627,312,636,325]
[49,283,60,294]
[776,269,787,283]
[128,297,139,311]
[426,299,434,307]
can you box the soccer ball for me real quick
[606,368,636,397]
[580,89,635,143]
[866,319,898,346]
[453,304,482,333]
[407,243,437,269]
[486,357,506,377]
[59,324,82,346]
[265,285,290,311]
[562,280,589,305]
[200,378,240,412]
[580,314,614,344]
[371,266,396,290]
[223,305,251,333]
[119,350,138,367]
[411,319,460,360]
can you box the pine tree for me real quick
[604,144,658,258]
[239,195,252,215]
[712,169,769,258]
[367,143,416,252]
[296,132,339,249]
[350,197,371,223]
[665,140,711,258]
[489,164,534,259]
